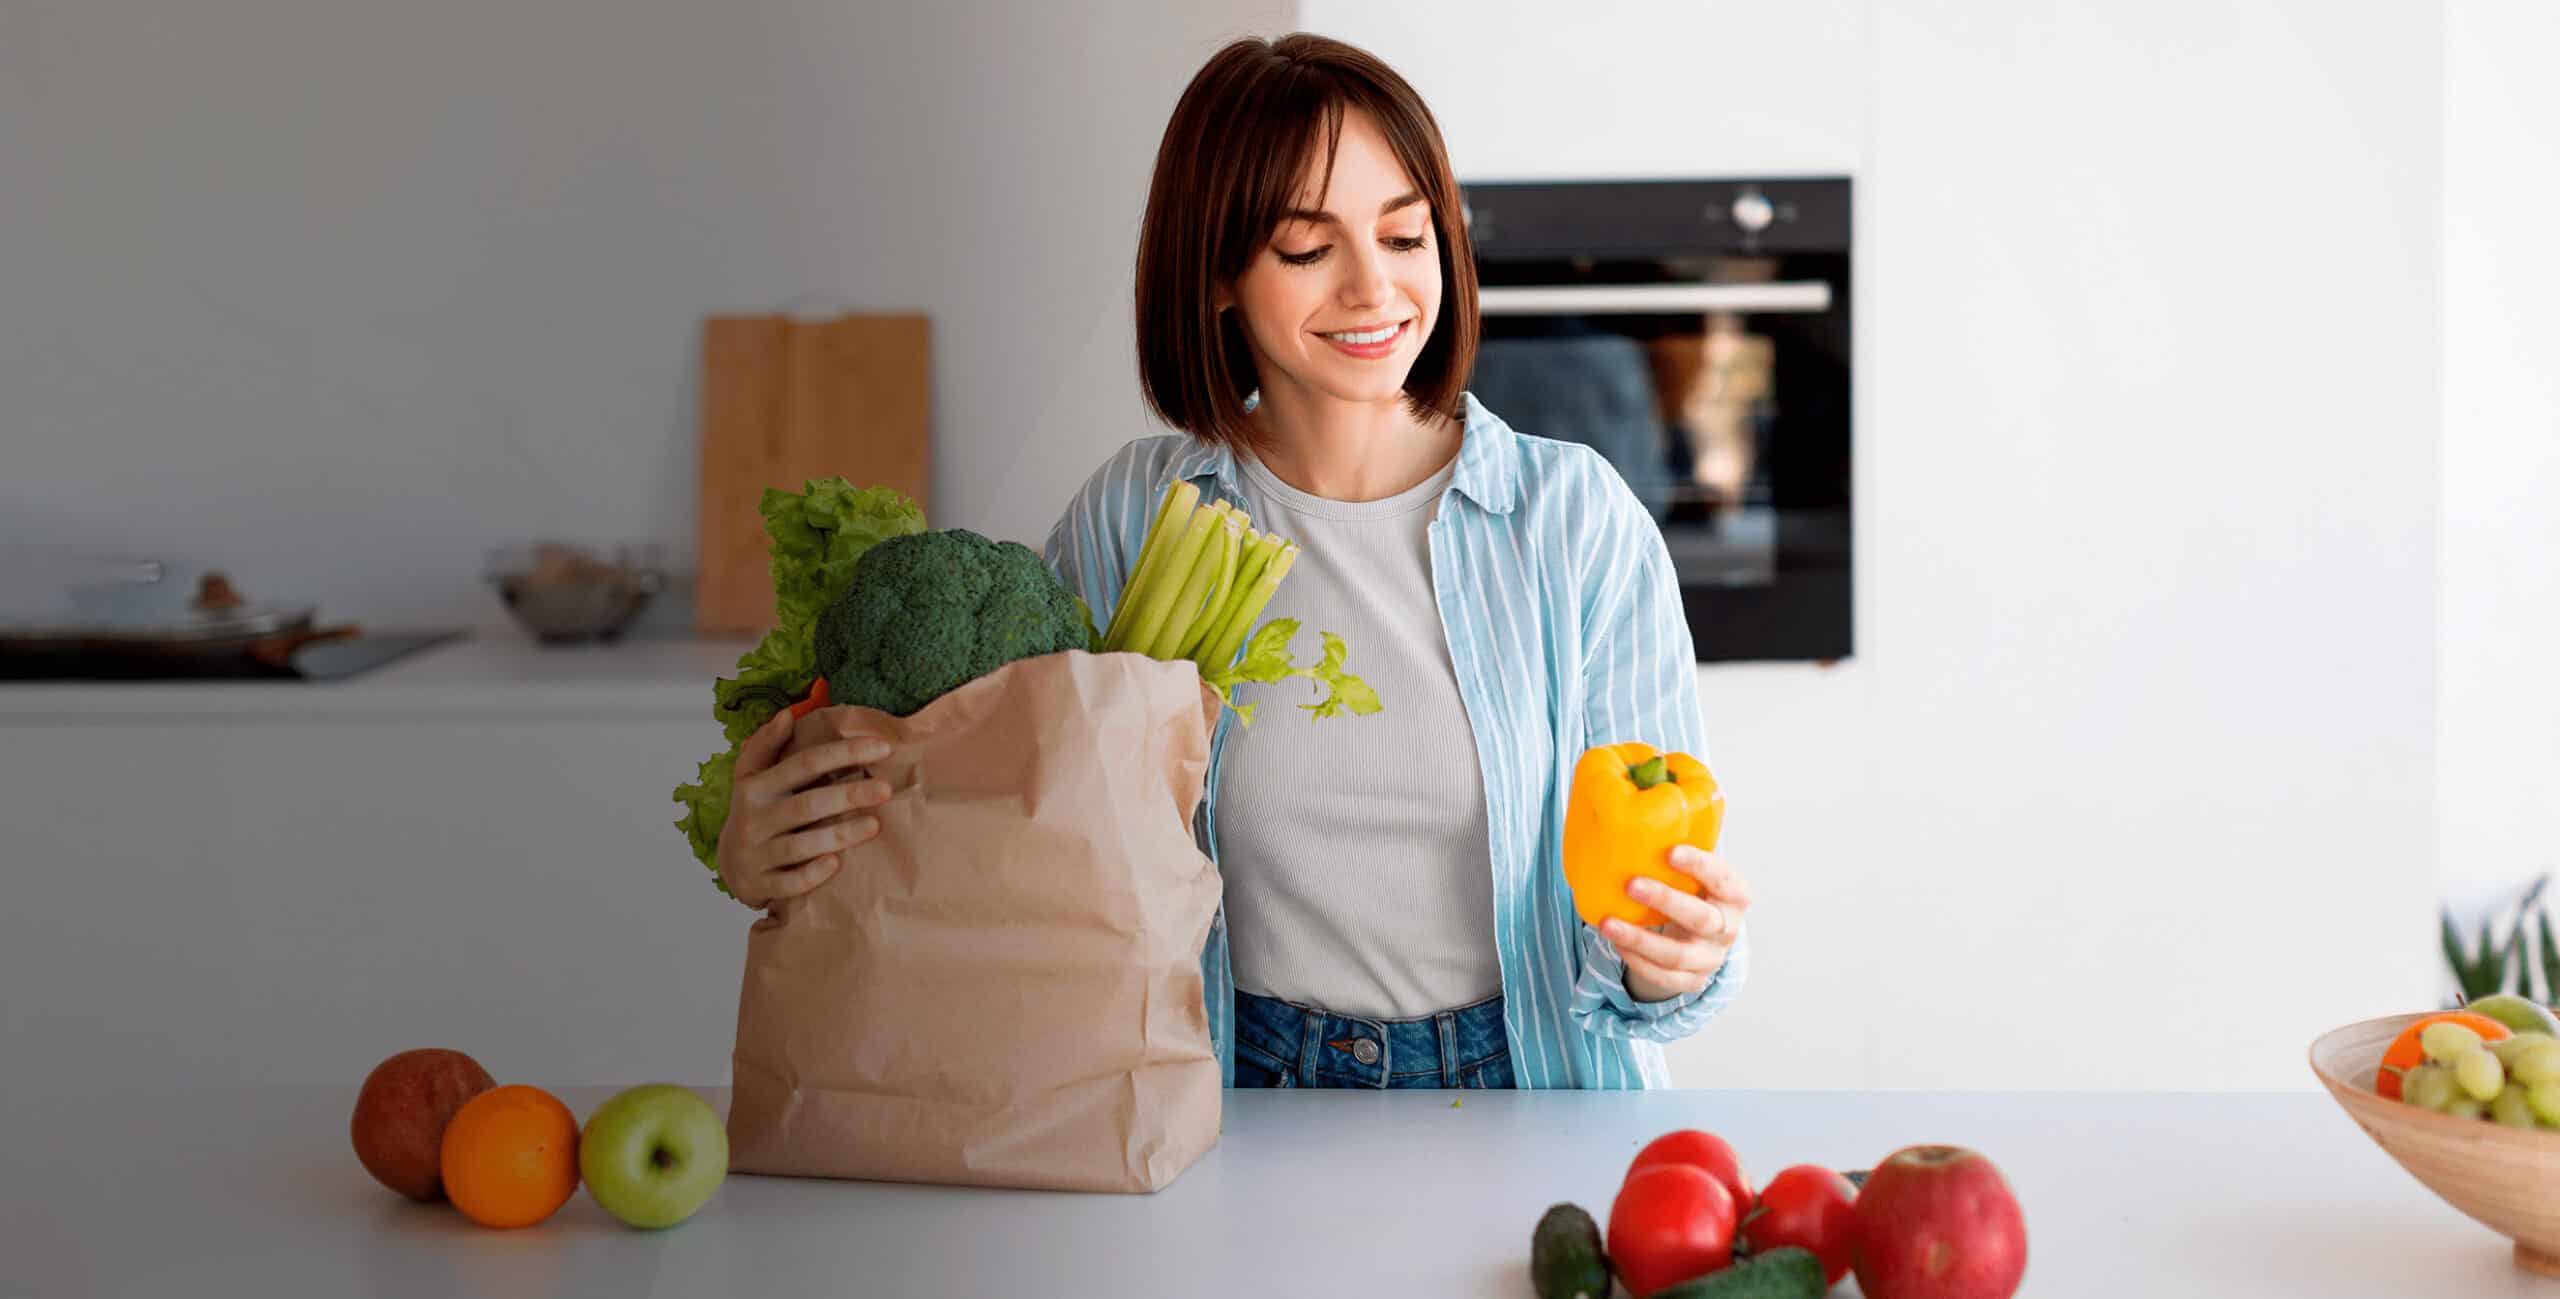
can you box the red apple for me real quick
[350,1048,496,1201]
[1850,1145,2027,1299]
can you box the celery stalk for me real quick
[1127,481,1198,609]
[1114,502,1221,654]
[1190,532,1278,668]
[1201,540,1295,670]
[1144,510,1239,660]
[1104,479,1199,650]
[1174,516,1249,659]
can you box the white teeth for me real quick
[1321,322,1402,345]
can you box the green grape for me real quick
[2445,1097,2488,1121]
[2423,1021,2488,1063]
[2408,1063,2460,1112]
[2491,1037,2541,1068]
[2457,1048,2507,1102]
[2514,1040,2560,1086]
[2528,1080,2560,1127]
[2492,1083,2538,1129]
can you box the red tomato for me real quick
[1625,1128,1754,1216]
[1608,1163,1739,1296]
[1739,1164,1858,1286]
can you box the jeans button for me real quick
[1352,1038,1380,1066]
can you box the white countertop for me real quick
[0,631,763,722]
[10,1084,2548,1298]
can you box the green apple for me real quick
[578,1084,728,1229]
[2464,993,2560,1038]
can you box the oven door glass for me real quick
[1462,180,1852,663]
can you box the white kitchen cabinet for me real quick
[0,636,765,1094]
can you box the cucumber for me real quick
[1641,1246,1826,1299]
[1529,1202,1611,1299]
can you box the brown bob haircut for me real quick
[1134,33,1480,455]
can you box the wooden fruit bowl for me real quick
[2310,1011,2560,1275]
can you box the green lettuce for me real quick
[673,478,926,892]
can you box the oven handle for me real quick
[1477,282,1832,315]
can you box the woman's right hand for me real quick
[715,704,896,907]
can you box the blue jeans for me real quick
[1230,987,1516,1089]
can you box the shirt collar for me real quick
[1165,390,1520,516]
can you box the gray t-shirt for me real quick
[1214,441,1504,1021]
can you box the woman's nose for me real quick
[1337,241,1393,309]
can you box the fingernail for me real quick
[858,742,890,760]
[1629,879,1654,898]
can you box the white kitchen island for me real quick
[5,1084,2547,1298]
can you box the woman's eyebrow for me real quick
[1280,190,1426,227]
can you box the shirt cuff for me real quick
[1571,918,1749,1042]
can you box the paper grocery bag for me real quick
[727,650,1226,1192]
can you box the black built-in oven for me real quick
[1459,177,1852,664]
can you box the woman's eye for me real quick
[1275,236,1429,267]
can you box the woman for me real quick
[718,33,1752,1090]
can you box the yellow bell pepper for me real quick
[1561,742,1725,929]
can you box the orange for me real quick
[2374,1010,2512,1100]
[437,1084,581,1228]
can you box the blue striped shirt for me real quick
[1041,392,1747,1089]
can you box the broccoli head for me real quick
[814,528,1098,717]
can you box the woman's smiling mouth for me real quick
[1315,319,1410,357]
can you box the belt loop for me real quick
[1298,1006,1324,1081]
[1437,1011,1460,1086]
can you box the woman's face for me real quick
[1217,107,1442,413]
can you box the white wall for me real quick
[757,0,1293,564]
[8,0,2487,1093]
[1303,0,2443,1090]
[2,0,800,628]
[2440,3,2560,941]
[0,0,1285,630]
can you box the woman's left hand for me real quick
[1601,846,1752,1003]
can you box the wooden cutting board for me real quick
[694,312,930,634]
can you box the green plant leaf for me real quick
[2500,877,2560,1005]
[1202,617,1382,727]
[1313,630,1348,677]
[2503,877,2551,997]
[671,746,740,895]
[2446,907,2507,1002]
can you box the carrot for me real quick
[788,676,831,719]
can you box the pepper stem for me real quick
[1627,755,1671,789]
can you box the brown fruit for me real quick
[350,1048,496,1201]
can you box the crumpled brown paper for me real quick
[726,650,1226,1192]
